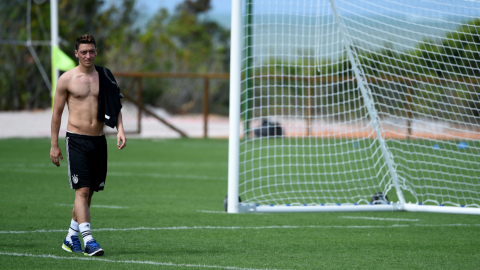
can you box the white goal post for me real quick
[228,0,480,214]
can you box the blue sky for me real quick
[105,0,478,29]
[135,0,231,16]
[106,0,233,28]
[132,0,477,16]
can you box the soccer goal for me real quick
[228,0,480,214]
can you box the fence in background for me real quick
[109,72,480,139]
[111,72,230,138]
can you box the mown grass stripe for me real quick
[0,167,224,180]
[1,223,478,234]
[55,204,128,209]
[0,252,287,270]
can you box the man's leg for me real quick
[74,187,96,244]
[87,189,94,208]
[73,187,91,224]
[74,187,104,256]
[62,134,85,253]
[76,136,106,256]
[62,187,91,253]
[72,189,94,220]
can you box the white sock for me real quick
[79,222,94,244]
[66,219,79,240]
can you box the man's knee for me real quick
[75,187,90,199]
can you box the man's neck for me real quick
[78,64,96,75]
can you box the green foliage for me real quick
[256,18,480,122]
[402,19,480,121]
[130,0,230,110]
[0,0,230,111]
[2,1,479,119]
[0,0,137,110]
[0,0,51,109]
[438,19,480,76]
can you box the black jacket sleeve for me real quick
[95,65,123,128]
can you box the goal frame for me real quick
[227,0,480,215]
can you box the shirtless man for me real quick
[50,34,126,256]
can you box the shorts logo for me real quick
[72,174,79,184]
[99,182,105,187]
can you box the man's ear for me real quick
[74,50,79,58]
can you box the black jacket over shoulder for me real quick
[95,65,123,129]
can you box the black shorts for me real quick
[65,132,107,192]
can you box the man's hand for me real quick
[117,131,126,150]
[50,146,64,167]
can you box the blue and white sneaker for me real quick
[84,239,104,256]
[62,236,83,253]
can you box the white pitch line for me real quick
[339,216,420,221]
[1,224,478,234]
[196,210,227,214]
[0,163,49,168]
[55,204,128,209]
[195,210,266,215]
[1,168,51,174]
[0,252,287,270]
[107,171,225,181]
[414,223,477,227]
[0,229,66,234]
[108,161,228,167]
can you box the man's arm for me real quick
[116,111,126,150]
[50,75,69,167]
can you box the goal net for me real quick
[228,0,480,214]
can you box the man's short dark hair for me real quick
[75,34,96,50]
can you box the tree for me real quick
[112,0,230,113]
[0,0,140,110]
[1,0,231,113]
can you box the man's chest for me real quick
[69,74,99,99]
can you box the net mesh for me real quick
[239,0,480,207]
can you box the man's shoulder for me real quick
[58,67,78,84]
[61,66,77,76]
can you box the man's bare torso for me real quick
[64,66,104,136]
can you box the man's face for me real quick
[75,43,97,67]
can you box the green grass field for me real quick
[1,137,480,269]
